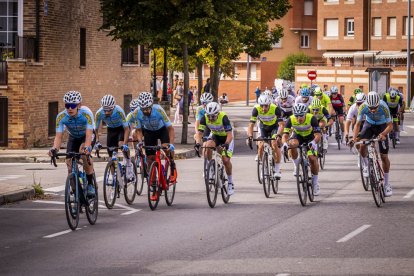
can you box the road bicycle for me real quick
[317,137,327,170]
[332,114,343,150]
[133,145,147,196]
[196,145,231,208]
[252,137,279,197]
[96,146,137,208]
[348,136,370,191]
[145,145,177,211]
[354,138,386,207]
[295,143,316,206]
[389,114,399,149]
[283,143,290,163]
[50,151,98,230]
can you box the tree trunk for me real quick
[169,70,174,107]
[181,43,189,144]
[197,61,203,104]
[211,56,221,101]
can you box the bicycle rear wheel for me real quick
[261,152,271,198]
[103,161,117,209]
[220,167,230,203]
[135,155,145,196]
[85,173,98,225]
[369,160,382,207]
[65,174,79,230]
[205,159,218,208]
[336,121,341,150]
[296,159,308,206]
[271,157,278,194]
[148,161,161,210]
[124,163,137,205]
[164,163,176,206]
[359,155,369,191]
[318,141,326,170]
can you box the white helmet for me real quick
[101,94,116,110]
[293,103,308,116]
[355,93,366,104]
[389,89,398,99]
[263,89,272,97]
[200,93,214,104]
[129,99,139,111]
[205,102,220,115]
[258,94,272,105]
[137,92,153,108]
[366,91,380,108]
[279,89,289,99]
[63,90,82,104]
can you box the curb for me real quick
[0,188,35,205]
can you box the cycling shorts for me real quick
[209,134,234,158]
[107,126,125,156]
[289,132,314,145]
[143,126,170,156]
[258,124,279,139]
[67,131,96,154]
[333,107,344,117]
[358,122,389,154]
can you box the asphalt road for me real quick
[1,109,414,275]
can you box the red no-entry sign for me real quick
[307,70,317,81]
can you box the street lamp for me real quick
[407,0,412,108]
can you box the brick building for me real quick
[0,0,150,148]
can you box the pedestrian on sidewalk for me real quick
[174,81,184,124]
[203,78,211,94]
[255,87,261,103]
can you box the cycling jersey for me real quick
[330,94,345,108]
[317,93,331,109]
[275,95,295,113]
[295,96,313,108]
[357,101,392,125]
[198,112,232,137]
[250,104,282,127]
[346,103,365,121]
[126,110,139,126]
[308,105,331,121]
[348,95,355,107]
[196,105,206,121]
[284,113,320,137]
[95,105,128,129]
[134,104,172,131]
[383,93,403,111]
[56,106,94,138]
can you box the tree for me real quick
[278,53,312,81]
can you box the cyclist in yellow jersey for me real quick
[282,103,322,195]
[195,102,235,195]
[314,87,334,115]
[308,98,332,150]
[247,94,285,179]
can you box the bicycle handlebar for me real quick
[50,151,90,168]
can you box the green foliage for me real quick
[32,172,44,196]
[278,52,312,81]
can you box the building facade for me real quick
[0,0,150,148]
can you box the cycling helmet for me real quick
[354,88,362,95]
[137,91,153,108]
[205,102,220,115]
[300,83,309,89]
[129,99,139,111]
[311,98,322,108]
[263,89,272,97]
[314,87,323,96]
[63,90,82,104]
[293,103,308,116]
[330,86,339,94]
[389,89,398,99]
[279,89,289,99]
[355,93,366,104]
[101,94,116,110]
[366,91,380,108]
[258,94,272,105]
[300,87,310,97]
[286,83,293,91]
[200,93,214,104]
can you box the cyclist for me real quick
[348,88,362,109]
[126,98,140,146]
[308,98,332,150]
[329,85,346,137]
[48,91,95,197]
[397,89,406,131]
[344,93,366,143]
[95,94,134,182]
[194,93,214,165]
[286,83,296,98]
[195,102,235,195]
[133,92,176,188]
[247,94,285,179]
[282,103,321,195]
[314,86,333,115]
[383,88,403,144]
[274,88,295,121]
[352,91,393,197]
[295,87,313,108]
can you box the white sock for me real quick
[363,157,368,167]
[228,175,233,183]
[384,173,389,186]
[274,163,281,173]
[312,175,318,184]
[396,132,399,139]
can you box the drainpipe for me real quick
[35,0,40,62]
[407,0,411,108]
[367,0,371,51]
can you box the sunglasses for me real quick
[207,114,218,120]
[65,103,78,109]
[312,108,320,112]
[103,108,114,113]
[295,114,305,118]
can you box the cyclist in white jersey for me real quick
[275,88,295,120]
[294,87,313,108]
[344,93,366,144]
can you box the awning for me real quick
[322,52,354,58]
[353,51,379,56]
[376,51,413,60]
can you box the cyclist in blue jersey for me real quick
[353,91,393,197]
[95,94,134,181]
[133,92,177,183]
[48,90,96,197]
[126,98,140,149]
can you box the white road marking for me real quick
[44,176,104,193]
[99,200,141,215]
[406,125,414,129]
[337,225,371,243]
[403,189,414,199]
[0,175,23,182]
[276,274,290,276]
[34,200,64,205]
[43,228,81,238]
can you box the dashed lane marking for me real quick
[336,224,371,243]
[0,175,23,182]
[43,228,81,238]
[44,176,104,193]
[403,189,414,199]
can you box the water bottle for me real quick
[112,151,118,161]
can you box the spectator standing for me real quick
[255,87,261,103]
[203,78,211,94]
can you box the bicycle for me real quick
[295,143,316,206]
[348,136,370,191]
[145,145,177,210]
[354,138,386,207]
[50,151,98,230]
[133,144,147,196]
[96,146,137,208]
[252,137,279,197]
[283,143,290,163]
[332,114,343,150]
[317,137,327,170]
[196,145,231,208]
[389,114,399,149]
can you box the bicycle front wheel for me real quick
[65,174,79,230]
[148,161,161,210]
[319,141,326,170]
[369,159,382,207]
[135,155,145,195]
[103,161,117,209]
[205,159,218,208]
[296,160,308,206]
[261,152,271,198]
[359,155,369,191]
[220,167,230,203]
[85,173,98,225]
[164,163,176,206]
[257,156,263,184]
[124,164,137,205]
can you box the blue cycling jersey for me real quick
[56,106,95,138]
[95,105,128,129]
[126,110,139,126]
[357,101,392,125]
[196,105,206,121]
[134,104,171,131]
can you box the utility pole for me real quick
[408,0,412,108]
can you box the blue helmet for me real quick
[300,87,310,97]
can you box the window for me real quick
[300,32,310,48]
[272,38,282,48]
[404,16,413,36]
[387,17,396,36]
[346,18,354,36]
[48,101,58,136]
[0,0,18,57]
[325,19,339,37]
[325,0,339,3]
[139,45,150,65]
[250,64,257,80]
[80,28,86,66]
[372,18,382,37]
[304,0,313,16]
[121,46,138,64]
[340,85,345,94]
[124,94,132,114]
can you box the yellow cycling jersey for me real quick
[283,113,319,137]
[250,103,281,126]
[198,111,232,137]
